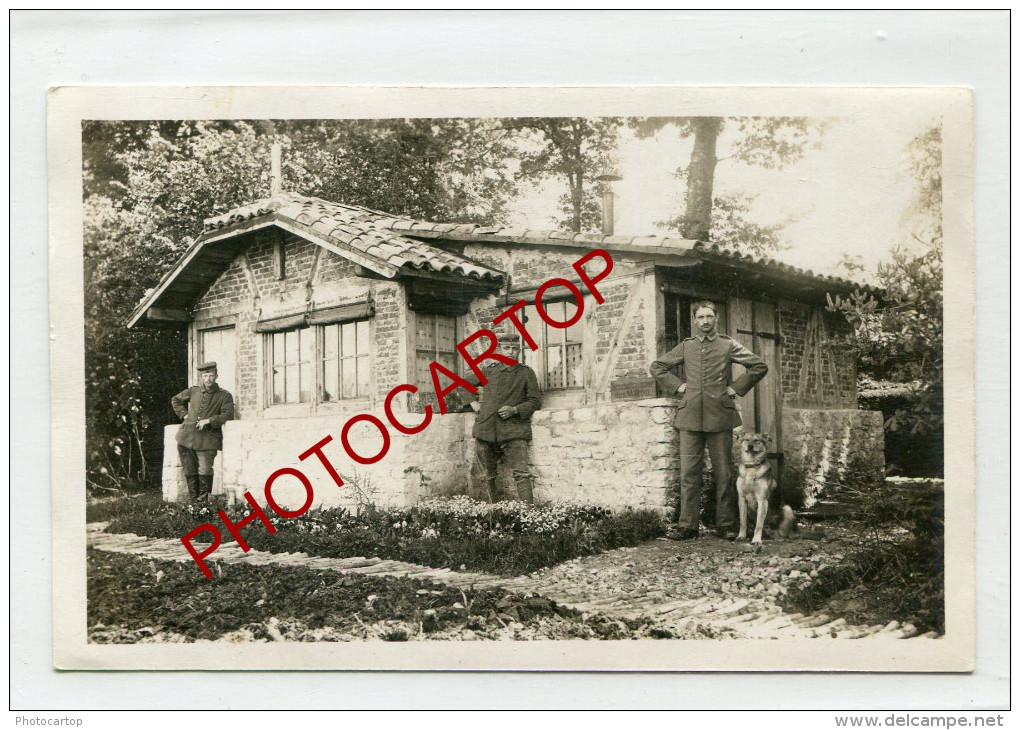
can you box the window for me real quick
[268,327,313,404]
[524,299,585,391]
[321,319,371,401]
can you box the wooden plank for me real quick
[147,307,192,323]
[754,301,779,443]
[728,298,756,432]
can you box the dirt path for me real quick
[87,522,936,640]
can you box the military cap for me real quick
[496,333,521,345]
[196,361,218,372]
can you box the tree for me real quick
[827,124,943,472]
[502,117,623,232]
[634,116,826,246]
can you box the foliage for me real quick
[502,117,623,232]
[97,495,666,576]
[87,549,652,643]
[83,119,523,493]
[826,124,943,442]
[635,116,827,248]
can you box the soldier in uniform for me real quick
[171,361,235,502]
[466,333,542,503]
[650,302,768,540]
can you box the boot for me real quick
[514,474,535,504]
[484,478,500,503]
[198,473,215,501]
[184,474,200,501]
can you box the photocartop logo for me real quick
[179,249,615,578]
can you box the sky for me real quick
[508,109,939,281]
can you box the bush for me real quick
[97,495,667,576]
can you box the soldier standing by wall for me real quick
[171,361,235,502]
[650,302,768,539]
[467,334,542,503]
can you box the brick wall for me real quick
[778,300,856,408]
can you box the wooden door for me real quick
[727,298,781,448]
[199,326,236,396]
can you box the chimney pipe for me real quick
[270,143,283,196]
[596,172,623,236]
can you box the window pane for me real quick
[285,330,299,362]
[357,355,371,395]
[299,362,312,402]
[272,332,285,365]
[323,324,338,360]
[547,344,564,390]
[566,342,583,388]
[341,321,356,355]
[356,320,369,354]
[300,328,313,363]
[272,366,285,405]
[323,358,338,402]
[342,358,357,399]
[285,365,299,403]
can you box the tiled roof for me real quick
[204,192,503,282]
[370,219,877,295]
[206,193,876,295]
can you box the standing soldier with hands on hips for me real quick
[171,361,235,502]
[650,302,768,540]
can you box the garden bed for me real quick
[88,494,666,576]
[87,549,657,643]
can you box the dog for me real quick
[735,431,796,548]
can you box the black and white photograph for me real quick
[48,85,974,673]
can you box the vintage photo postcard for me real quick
[50,86,973,671]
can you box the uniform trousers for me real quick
[474,438,532,501]
[178,445,217,477]
[677,429,736,532]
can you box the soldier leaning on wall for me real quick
[463,333,542,503]
[171,361,235,502]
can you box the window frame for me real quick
[261,316,374,414]
[520,293,589,397]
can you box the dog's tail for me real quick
[777,505,797,539]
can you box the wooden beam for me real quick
[147,307,192,323]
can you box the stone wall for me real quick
[164,403,885,514]
[781,407,885,507]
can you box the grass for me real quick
[90,493,666,576]
[87,549,654,642]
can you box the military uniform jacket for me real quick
[172,384,235,450]
[468,362,542,443]
[650,333,768,432]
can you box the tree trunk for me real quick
[682,117,723,241]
